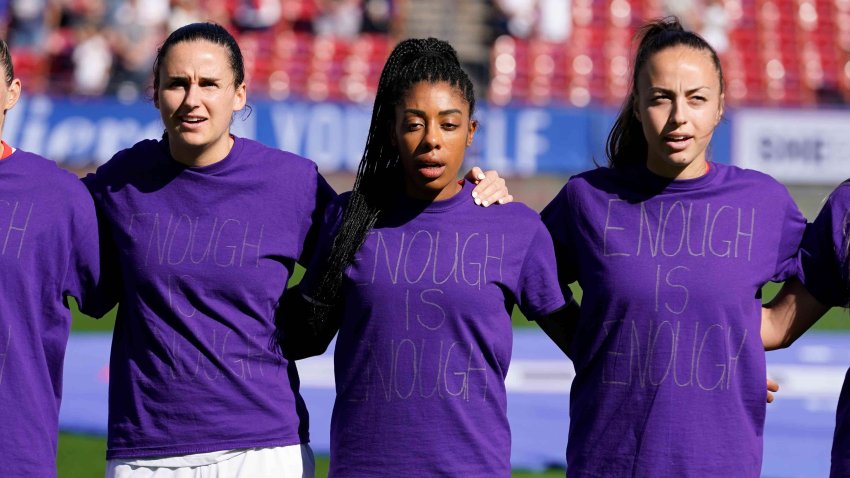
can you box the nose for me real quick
[183,83,201,107]
[424,121,441,149]
[670,97,687,125]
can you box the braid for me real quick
[308,38,475,327]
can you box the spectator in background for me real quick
[700,0,729,54]
[71,20,112,95]
[493,0,572,42]
[168,0,203,32]
[8,0,59,49]
[107,0,167,101]
[233,0,282,31]
[314,0,362,38]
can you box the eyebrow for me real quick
[403,108,464,116]
[648,86,711,95]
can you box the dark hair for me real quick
[606,17,724,169]
[309,37,475,325]
[0,39,13,86]
[152,22,245,100]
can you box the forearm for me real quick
[762,278,830,350]
[535,298,580,358]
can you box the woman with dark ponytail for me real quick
[762,182,850,476]
[541,17,806,475]
[286,37,569,476]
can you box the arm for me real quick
[535,298,580,358]
[464,166,513,206]
[276,286,341,361]
[761,278,830,350]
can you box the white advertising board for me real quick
[732,109,850,184]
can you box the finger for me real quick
[767,378,779,393]
[464,166,486,185]
[497,194,514,205]
[766,391,775,404]
[474,178,507,207]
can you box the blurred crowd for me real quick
[0,0,846,107]
[1,0,397,99]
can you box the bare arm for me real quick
[762,278,831,350]
[535,298,580,358]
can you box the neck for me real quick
[646,158,709,180]
[169,135,235,167]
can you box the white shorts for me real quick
[106,444,315,478]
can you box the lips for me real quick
[663,133,693,150]
[414,159,446,179]
[177,116,207,128]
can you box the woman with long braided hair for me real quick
[284,37,570,476]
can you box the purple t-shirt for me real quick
[84,137,335,459]
[798,181,850,477]
[301,181,566,477]
[0,150,101,477]
[541,163,805,477]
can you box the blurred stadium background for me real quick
[4,0,848,476]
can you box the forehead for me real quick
[160,40,232,75]
[639,45,720,87]
[398,81,469,110]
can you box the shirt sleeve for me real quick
[515,220,568,320]
[298,167,338,265]
[61,182,102,316]
[768,186,807,283]
[540,180,580,300]
[76,171,121,317]
[799,184,850,307]
[297,195,346,300]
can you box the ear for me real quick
[233,82,247,112]
[3,78,20,112]
[631,94,641,123]
[715,92,725,124]
[466,118,478,147]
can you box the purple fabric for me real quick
[797,181,850,477]
[84,137,335,459]
[541,163,806,477]
[800,181,850,308]
[0,150,100,477]
[301,181,566,477]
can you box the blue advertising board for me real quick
[4,95,736,174]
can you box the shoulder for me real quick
[828,180,850,204]
[238,138,319,176]
[92,138,163,179]
[11,149,89,195]
[713,163,787,191]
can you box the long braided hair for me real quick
[607,17,724,169]
[309,37,475,325]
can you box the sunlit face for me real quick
[394,81,477,201]
[0,67,20,137]
[635,45,724,179]
[155,40,246,166]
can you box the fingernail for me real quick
[498,198,505,204]
[477,173,486,180]
[482,200,489,207]
[472,191,478,198]
[474,197,481,205]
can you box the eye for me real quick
[690,95,708,103]
[649,94,670,104]
[442,122,459,130]
[404,120,423,131]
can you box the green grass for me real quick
[60,279,848,477]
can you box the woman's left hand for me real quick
[465,166,513,207]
